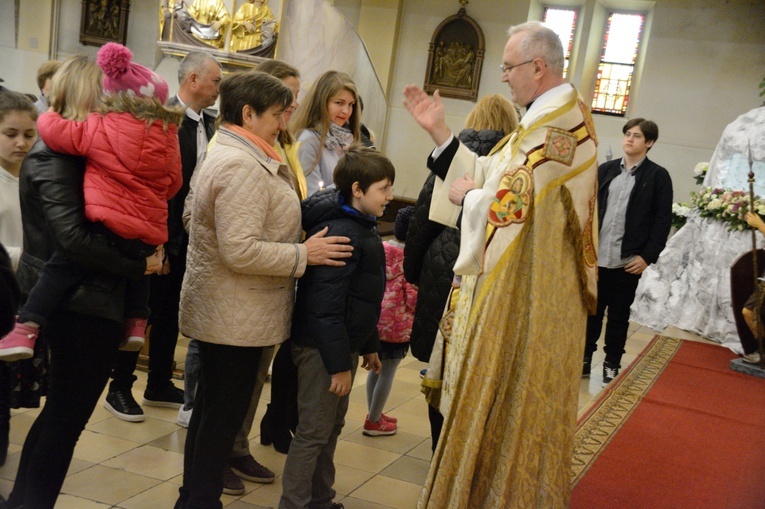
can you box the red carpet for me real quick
[571,336,765,509]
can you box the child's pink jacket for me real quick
[37,95,183,245]
[377,241,418,343]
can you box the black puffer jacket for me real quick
[16,140,146,322]
[292,189,385,374]
[404,128,505,362]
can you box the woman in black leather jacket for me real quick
[6,56,161,509]
[403,94,518,452]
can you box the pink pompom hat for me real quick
[96,42,169,104]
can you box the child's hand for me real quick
[145,248,163,274]
[329,370,352,396]
[362,353,381,374]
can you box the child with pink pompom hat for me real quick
[0,43,183,360]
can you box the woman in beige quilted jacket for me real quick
[176,71,352,509]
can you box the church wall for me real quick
[381,0,765,202]
[2,0,763,203]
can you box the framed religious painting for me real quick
[79,0,131,46]
[423,3,485,101]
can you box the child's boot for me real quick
[0,323,37,361]
[119,318,147,352]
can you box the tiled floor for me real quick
[0,325,717,508]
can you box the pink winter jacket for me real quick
[36,94,183,245]
[377,241,418,343]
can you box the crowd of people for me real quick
[0,20,681,509]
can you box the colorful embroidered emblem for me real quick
[579,99,598,145]
[488,166,533,227]
[543,127,577,166]
[583,186,597,267]
[438,310,454,342]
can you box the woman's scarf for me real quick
[227,124,282,162]
[324,122,354,153]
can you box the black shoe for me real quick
[142,384,184,409]
[222,466,245,495]
[104,389,145,422]
[582,355,592,378]
[602,360,620,386]
[229,454,275,483]
[260,404,292,454]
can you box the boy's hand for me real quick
[329,370,352,396]
[361,353,381,374]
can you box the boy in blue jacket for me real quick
[280,146,394,509]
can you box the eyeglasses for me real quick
[500,60,534,74]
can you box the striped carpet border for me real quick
[570,335,684,485]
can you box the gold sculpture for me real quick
[161,0,230,49]
[229,0,278,52]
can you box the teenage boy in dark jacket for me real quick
[584,118,672,385]
[280,146,394,509]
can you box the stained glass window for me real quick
[543,7,577,79]
[591,12,645,116]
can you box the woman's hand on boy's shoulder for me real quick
[304,226,353,266]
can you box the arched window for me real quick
[542,6,577,80]
[591,12,645,116]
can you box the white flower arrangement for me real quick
[693,162,709,185]
[690,186,765,231]
[671,202,692,229]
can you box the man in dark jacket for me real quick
[584,118,672,385]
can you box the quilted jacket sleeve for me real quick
[165,133,183,201]
[36,112,98,158]
[212,160,306,277]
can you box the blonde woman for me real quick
[291,70,361,196]
[7,55,162,508]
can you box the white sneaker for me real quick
[742,352,761,364]
[177,406,192,428]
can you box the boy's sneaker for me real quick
[380,413,397,423]
[142,384,184,408]
[222,466,245,495]
[104,390,145,422]
[229,454,275,484]
[582,355,592,378]
[420,368,426,379]
[602,361,620,387]
[119,318,147,352]
[176,405,192,428]
[363,417,397,436]
[0,323,37,361]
